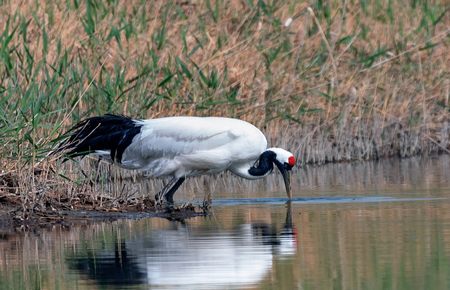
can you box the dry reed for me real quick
[0,0,448,212]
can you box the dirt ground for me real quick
[0,195,208,232]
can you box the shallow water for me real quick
[1,156,450,290]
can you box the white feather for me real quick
[121,117,267,178]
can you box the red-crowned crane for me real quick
[57,114,296,204]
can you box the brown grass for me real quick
[0,0,448,213]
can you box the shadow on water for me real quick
[66,204,297,289]
[67,241,147,286]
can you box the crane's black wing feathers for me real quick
[56,114,142,162]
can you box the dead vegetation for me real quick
[0,0,448,217]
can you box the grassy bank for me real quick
[0,0,449,212]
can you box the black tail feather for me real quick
[55,114,142,162]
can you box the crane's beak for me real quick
[282,170,292,199]
[275,161,292,199]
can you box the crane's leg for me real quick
[155,177,185,204]
[164,177,185,204]
[155,178,176,203]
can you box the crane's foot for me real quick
[154,192,174,208]
[154,191,163,204]
[154,177,185,207]
[201,192,212,213]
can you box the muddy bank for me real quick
[1,169,210,231]
[0,197,207,233]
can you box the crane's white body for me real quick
[96,117,268,180]
[61,114,295,202]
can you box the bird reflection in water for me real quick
[67,203,297,288]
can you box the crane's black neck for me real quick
[248,151,276,177]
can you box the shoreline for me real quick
[0,198,208,232]
[1,153,448,231]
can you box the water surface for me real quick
[1,156,450,290]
